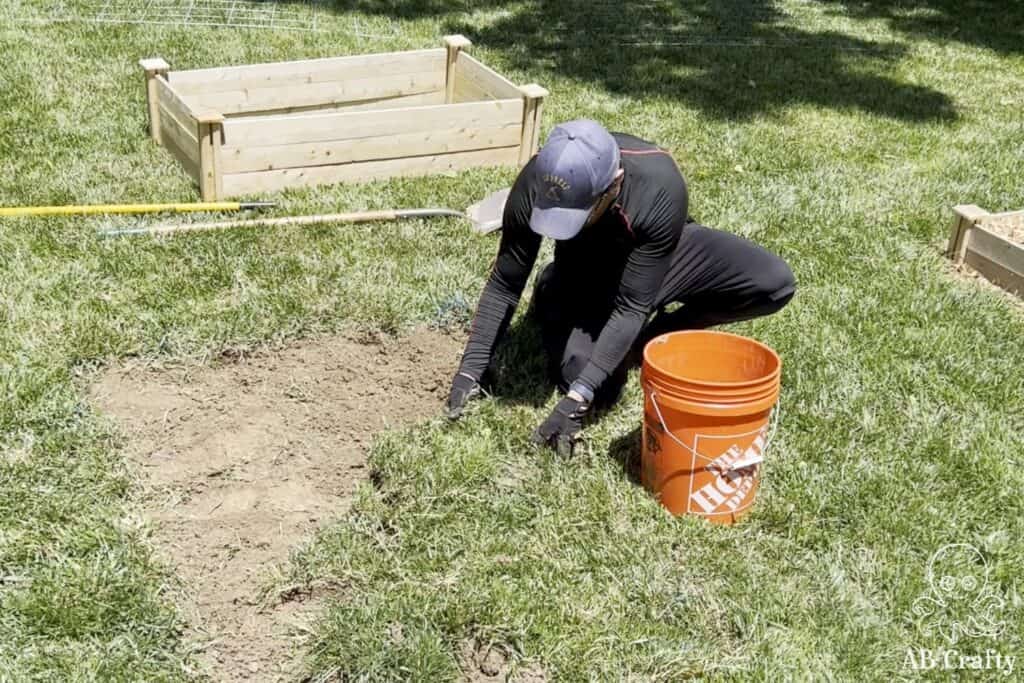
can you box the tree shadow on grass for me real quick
[446,1,956,123]
[323,0,958,123]
[484,316,555,410]
[817,0,1024,56]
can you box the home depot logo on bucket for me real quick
[688,425,767,516]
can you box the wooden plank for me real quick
[158,101,199,143]
[181,70,446,116]
[221,123,523,173]
[139,57,171,73]
[160,128,200,182]
[169,49,445,94]
[212,129,224,199]
[222,98,525,147]
[947,204,988,264]
[454,79,491,103]
[518,84,548,165]
[967,225,1024,280]
[455,52,521,100]
[158,104,199,165]
[140,58,170,143]
[209,118,225,200]
[222,146,521,197]
[197,116,225,201]
[225,90,445,118]
[155,76,198,131]
[964,250,1024,296]
[526,95,545,162]
[444,35,472,103]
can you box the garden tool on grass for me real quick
[0,200,275,218]
[97,188,511,237]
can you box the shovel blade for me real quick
[466,187,510,234]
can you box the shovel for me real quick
[98,188,510,238]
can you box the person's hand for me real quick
[531,393,590,457]
[445,372,482,420]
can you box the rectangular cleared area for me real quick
[140,37,548,200]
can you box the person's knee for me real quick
[755,257,796,312]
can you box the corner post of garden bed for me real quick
[139,57,170,144]
[443,34,472,103]
[948,204,989,265]
[518,84,548,165]
[196,112,225,201]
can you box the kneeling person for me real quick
[446,120,796,455]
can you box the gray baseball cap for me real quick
[529,119,621,240]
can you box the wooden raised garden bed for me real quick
[139,36,547,200]
[947,204,1024,298]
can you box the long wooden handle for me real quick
[102,210,408,237]
[0,201,275,217]
[100,207,469,238]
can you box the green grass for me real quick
[2,1,1024,680]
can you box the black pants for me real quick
[529,221,796,407]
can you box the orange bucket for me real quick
[640,330,781,524]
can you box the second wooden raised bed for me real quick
[947,204,1024,298]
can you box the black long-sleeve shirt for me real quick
[458,132,689,395]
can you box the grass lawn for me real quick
[2,0,1023,680]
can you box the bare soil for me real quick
[982,212,1024,245]
[457,640,548,683]
[90,328,463,682]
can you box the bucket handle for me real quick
[645,386,780,472]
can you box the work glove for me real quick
[531,394,590,457]
[445,372,482,420]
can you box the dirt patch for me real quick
[90,328,463,681]
[458,640,548,683]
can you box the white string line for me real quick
[20,2,900,46]
[33,0,328,32]
[616,39,895,51]
[40,1,406,35]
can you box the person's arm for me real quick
[571,218,680,399]
[529,227,678,454]
[456,219,541,381]
[446,167,540,420]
